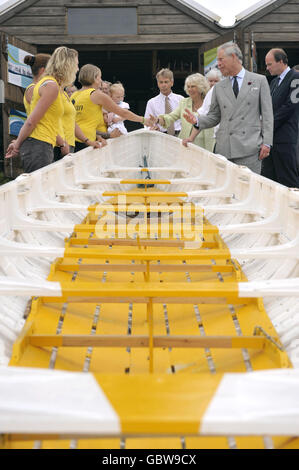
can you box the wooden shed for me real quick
[0,0,225,98]
[234,0,299,74]
[0,0,229,176]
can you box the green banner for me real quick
[204,47,217,74]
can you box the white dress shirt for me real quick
[197,87,219,138]
[278,66,290,85]
[144,91,184,132]
[197,87,212,116]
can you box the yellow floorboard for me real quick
[4,191,294,449]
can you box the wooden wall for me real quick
[0,0,221,47]
[242,0,299,42]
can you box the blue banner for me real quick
[8,43,33,89]
[9,109,27,136]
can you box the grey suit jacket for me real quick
[197,70,273,159]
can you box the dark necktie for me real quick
[233,76,239,98]
[271,77,279,96]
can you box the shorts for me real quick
[20,137,54,173]
[53,145,75,161]
[75,141,87,152]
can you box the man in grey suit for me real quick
[182,42,273,174]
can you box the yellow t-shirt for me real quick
[61,91,76,147]
[23,83,35,116]
[72,88,104,142]
[30,76,63,147]
[97,111,107,133]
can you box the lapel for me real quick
[270,76,279,96]
[270,70,292,106]
[186,97,193,110]
[235,70,252,108]
[226,71,259,118]
[221,71,253,118]
[221,71,253,111]
[274,69,293,98]
[221,78,235,103]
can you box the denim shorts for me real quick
[20,137,54,173]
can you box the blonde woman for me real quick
[54,88,102,161]
[6,47,79,172]
[72,64,153,151]
[151,73,214,151]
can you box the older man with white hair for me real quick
[183,42,273,174]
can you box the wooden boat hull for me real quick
[0,130,298,449]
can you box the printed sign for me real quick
[9,108,27,136]
[8,43,33,89]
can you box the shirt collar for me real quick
[230,67,245,80]
[279,66,290,82]
[160,92,173,99]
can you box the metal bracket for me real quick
[253,325,284,351]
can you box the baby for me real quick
[107,82,129,135]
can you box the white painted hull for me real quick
[0,130,299,442]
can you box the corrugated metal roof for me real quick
[0,0,222,23]
[235,0,277,22]
[0,0,25,16]
[176,0,221,22]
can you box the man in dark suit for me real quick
[262,49,299,187]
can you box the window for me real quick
[68,8,138,35]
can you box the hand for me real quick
[112,116,122,124]
[109,129,122,138]
[259,144,271,160]
[144,115,157,127]
[97,136,107,147]
[183,108,197,125]
[182,137,194,147]
[5,140,20,159]
[60,142,70,156]
[88,139,104,149]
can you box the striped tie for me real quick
[165,96,175,136]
